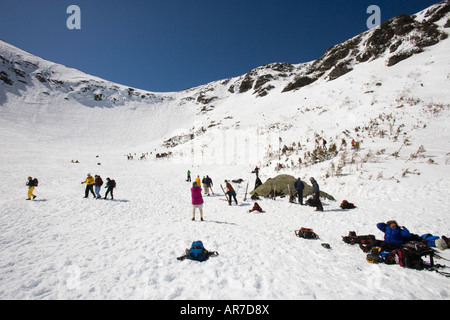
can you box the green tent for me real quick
[250,174,335,201]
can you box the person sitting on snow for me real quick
[249,202,263,213]
[360,220,411,252]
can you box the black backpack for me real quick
[342,233,376,245]
[109,180,116,188]
[386,241,435,270]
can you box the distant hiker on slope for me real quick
[195,175,201,188]
[94,175,103,199]
[26,176,38,200]
[186,170,191,182]
[224,180,238,206]
[81,173,96,198]
[294,177,305,205]
[104,178,116,200]
[310,177,323,211]
[191,181,204,221]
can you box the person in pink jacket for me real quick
[191,181,204,221]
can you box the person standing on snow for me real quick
[26,176,37,200]
[224,180,238,206]
[294,177,305,205]
[94,175,103,199]
[81,173,96,198]
[191,181,204,221]
[104,178,116,200]
[204,175,214,196]
[186,170,191,182]
[195,175,201,189]
[202,176,208,195]
[310,177,323,211]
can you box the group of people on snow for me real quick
[26,171,116,200]
[187,164,328,221]
[81,173,116,199]
[189,170,242,221]
[293,176,323,211]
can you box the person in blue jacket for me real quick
[360,220,411,252]
[377,220,410,248]
[294,177,305,205]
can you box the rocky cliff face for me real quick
[2,2,448,109]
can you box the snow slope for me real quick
[0,2,450,300]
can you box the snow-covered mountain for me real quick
[1,1,449,165]
[0,1,449,300]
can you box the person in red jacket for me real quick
[224,180,238,206]
[191,182,204,221]
[249,202,263,213]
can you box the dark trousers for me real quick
[85,184,95,198]
[227,192,238,205]
[314,193,323,211]
[296,189,303,205]
[105,187,114,199]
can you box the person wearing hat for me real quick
[81,173,96,198]
[310,177,323,211]
[191,181,204,221]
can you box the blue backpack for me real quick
[177,241,218,262]
[188,241,208,261]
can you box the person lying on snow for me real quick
[360,220,411,252]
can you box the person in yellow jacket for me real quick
[195,175,201,189]
[81,173,96,198]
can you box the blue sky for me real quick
[0,0,440,92]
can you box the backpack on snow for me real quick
[340,200,356,209]
[295,227,319,239]
[342,232,375,245]
[177,241,218,262]
[385,241,435,270]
